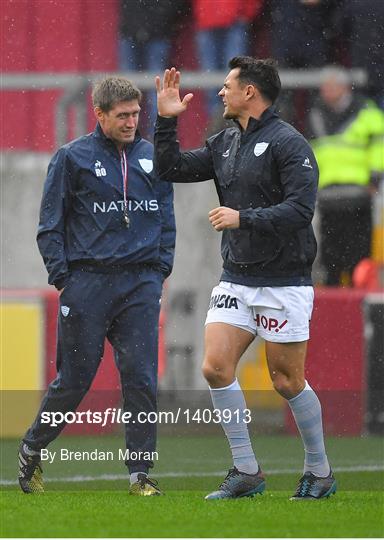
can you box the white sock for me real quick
[288,381,330,477]
[209,378,259,475]
[130,472,147,484]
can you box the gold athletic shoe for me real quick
[18,444,44,493]
[129,473,163,496]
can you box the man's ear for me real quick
[245,84,258,101]
[94,106,104,122]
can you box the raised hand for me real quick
[155,67,194,117]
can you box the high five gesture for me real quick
[155,67,194,117]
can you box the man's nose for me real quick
[126,117,136,127]
[218,88,224,96]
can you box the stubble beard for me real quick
[223,112,238,121]
[223,108,238,121]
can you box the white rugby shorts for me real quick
[205,281,314,343]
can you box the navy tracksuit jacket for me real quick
[155,107,318,287]
[24,124,176,473]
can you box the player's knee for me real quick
[272,375,292,398]
[272,374,303,399]
[202,360,231,387]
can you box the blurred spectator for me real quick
[270,0,341,69]
[309,66,384,285]
[119,0,188,136]
[306,66,367,139]
[342,0,384,107]
[193,0,264,117]
[270,0,343,127]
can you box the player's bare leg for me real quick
[202,322,254,388]
[265,340,336,499]
[203,323,265,499]
[265,341,307,399]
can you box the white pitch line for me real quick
[1,464,383,486]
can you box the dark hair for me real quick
[92,77,142,112]
[228,57,281,104]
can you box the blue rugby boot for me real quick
[290,470,336,500]
[205,466,265,500]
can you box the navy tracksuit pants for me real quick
[24,266,163,473]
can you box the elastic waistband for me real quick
[69,261,157,274]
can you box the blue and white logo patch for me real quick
[61,305,70,317]
[138,158,153,173]
[254,142,269,157]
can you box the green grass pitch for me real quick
[1,434,383,537]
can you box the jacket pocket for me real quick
[58,272,76,300]
[227,229,282,265]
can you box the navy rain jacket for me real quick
[38,123,176,290]
[155,107,318,287]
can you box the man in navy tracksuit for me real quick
[18,77,175,496]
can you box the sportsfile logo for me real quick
[254,314,288,333]
[94,160,107,177]
[93,199,159,213]
[209,294,239,310]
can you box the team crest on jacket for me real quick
[254,142,269,156]
[138,158,153,173]
[61,305,70,317]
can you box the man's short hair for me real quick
[228,57,281,104]
[92,77,142,112]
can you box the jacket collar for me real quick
[93,122,142,154]
[234,106,279,135]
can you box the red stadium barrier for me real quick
[285,288,367,436]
